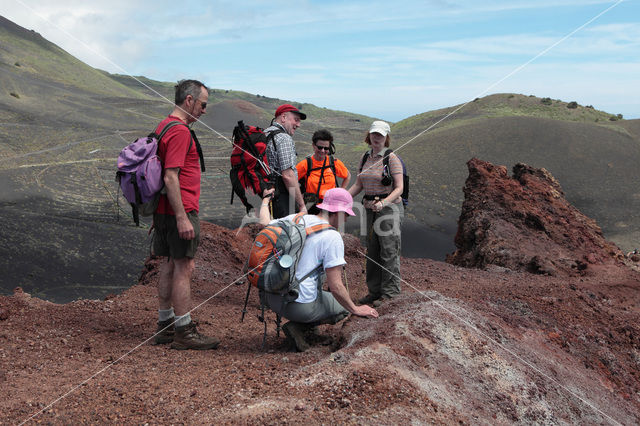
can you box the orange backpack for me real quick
[245,213,333,300]
[242,213,334,348]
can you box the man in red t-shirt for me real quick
[151,79,219,350]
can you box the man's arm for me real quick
[164,168,194,240]
[326,266,378,318]
[258,188,275,226]
[281,168,307,214]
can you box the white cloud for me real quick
[2,0,638,122]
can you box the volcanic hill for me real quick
[1,159,639,423]
[1,14,639,305]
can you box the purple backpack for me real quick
[116,121,190,225]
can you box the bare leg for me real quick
[171,257,195,316]
[157,259,175,311]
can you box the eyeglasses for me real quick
[315,145,330,151]
[191,95,207,109]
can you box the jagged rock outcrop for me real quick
[447,158,623,276]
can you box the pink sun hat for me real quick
[316,188,355,216]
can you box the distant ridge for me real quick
[386,94,640,252]
[394,93,625,137]
[0,15,57,51]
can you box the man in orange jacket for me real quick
[296,129,351,214]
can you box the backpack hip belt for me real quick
[363,193,390,201]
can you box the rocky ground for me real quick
[2,160,640,424]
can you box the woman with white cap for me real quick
[348,121,404,307]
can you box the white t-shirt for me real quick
[270,214,346,303]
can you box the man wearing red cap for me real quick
[264,104,308,218]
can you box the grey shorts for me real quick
[262,290,349,325]
[152,211,200,259]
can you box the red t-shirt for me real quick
[155,116,200,215]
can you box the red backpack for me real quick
[229,120,283,213]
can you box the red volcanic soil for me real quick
[2,160,640,423]
[448,158,625,276]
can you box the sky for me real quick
[1,0,639,122]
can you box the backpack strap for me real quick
[266,129,285,152]
[292,213,334,235]
[359,151,371,173]
[382,149,393,181]
[329,155,337,183]
[305,156,312,180]
[296,263,324,289]
[302,156,312,193]
[305,155,337,196]
[305,223,333,235]
[292,212,306,224]
[189,129,206,172]
[360,148,393,179]
[156,120,205,172]
[155,120,185,141]
[314,155,328,199]
[295,222,335,287]
[383,149,393,170]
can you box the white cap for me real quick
[369,120,391,137]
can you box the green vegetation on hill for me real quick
[394,93,626,137]
[0,17,146,99]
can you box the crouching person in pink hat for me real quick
[258,188,379,352]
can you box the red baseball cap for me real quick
[275,104,307,120]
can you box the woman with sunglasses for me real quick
[348,120,403,308]
[296,129,351,214]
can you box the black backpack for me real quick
[359,149,409,206]
[299,155,337,202]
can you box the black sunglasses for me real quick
[315,145,330,151]
[191,95,206,109]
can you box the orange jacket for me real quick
[296,155,349,199]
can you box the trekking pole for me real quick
[241,281,251,322]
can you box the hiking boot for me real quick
[283,322,310,352]
[153,318,175,345]
[372,296,388,307]
[305,326,333,346]
[170,322,220,350]
[357,294,380,305]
